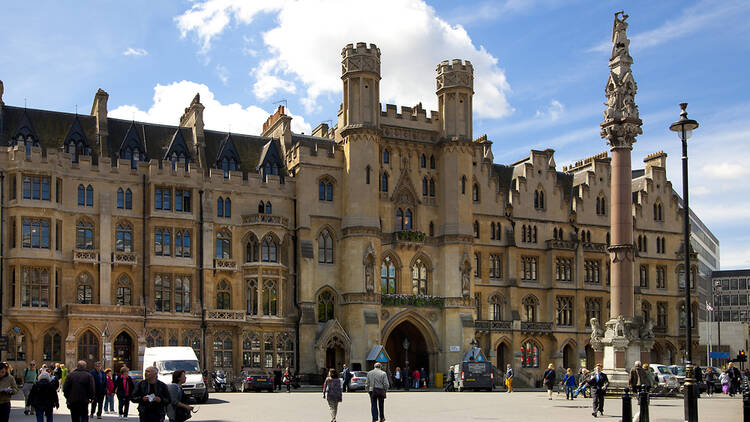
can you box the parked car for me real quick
[349,371,368,391]
[648,364,679,394]
[239,370,275,392]
[668,365,686,384]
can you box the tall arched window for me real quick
[258,201,265,214]
[224,199,231,218]
[473,221,480,238]
[429,178,435,197]
[461,176,466,195]
[474,253,481,277]
[217,197,224,217]
[381,256,396,294]
[262,280,278,316]
[318,229,334,264]
[430,155,436,169]
[175,230,191,258]
[411,258,428,295]
[246,279,258,315]
[491,223,496,240]
[216,280,231,309]
[78,184,85,206]
[396,208,403,230]
[534,189,545,210]
[117,188,124,209]
[381,173,388,192]
[7,327,26,361]
[115,223,133,252]
[472,183,480,202]
[319,178,334,201]
[489,295,503,321]
[521,340,540,368]
[125,188,132,209]
[76,220,94,250]
[420,154,426,168]
[404,209,412,230]
[265,202,272,214]
[261,236,277,262]
[365,166,371,184]
[245,234,259,262]
[382,149,390,164]
[317,290,335,322]
[76,272,94,304]
[422,178,428,196]
[43,329,62,361]
[78,330,99,367]
[215,230,231,259]
[115,274,132,305]
[86,185,93,206]
[21,267,49,307]
[522,296,538,322]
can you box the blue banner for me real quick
[710,352,730,359]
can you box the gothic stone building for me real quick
[0,43,697,386]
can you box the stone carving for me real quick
[611,11,631,61]
[364,243,375,293]
[461,266,471,298]
[590,318,604,346]
[639,318,655,341]
[612,315,627,337]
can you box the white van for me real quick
[143,347,208,403]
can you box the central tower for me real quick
[436,59,473,140]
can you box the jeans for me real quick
[23,382,34,411]
[369,391,384,421]
[565,385,575,399]
[118,395,131,417]
[69,401,89,422]
[34,406,53,422]
[0,402,10,422]
[104,394,115,412]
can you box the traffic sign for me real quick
[710,352,729,359]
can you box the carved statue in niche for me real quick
[590,318,604,345]
[461,265,471,298]
[365,259,374,293]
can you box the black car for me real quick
[239,370,275,392]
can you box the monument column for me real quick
[591,11,653,388]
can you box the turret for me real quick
[341,42,381,128]
[436,59,473,140]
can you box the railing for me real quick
[475,320,512,331]
[545,239,577,250]
[206,310,246,321]
[112,251,137,266]
[73,249,98,264]
[582,242,607,253]
[241,213,288,227]
[520,321,553,332]
[381,294,444,308]
[214,258,237,271]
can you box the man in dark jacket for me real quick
[131,366,170,422]
[63,360,95,422]
[90,361,107,419]
[341,364,352,392]
[28,371,59,420]
[727,362,742,396]
[588,363,609,418]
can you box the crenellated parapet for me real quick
[341,42,381,79]
[436,59,474,93]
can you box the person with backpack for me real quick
[28,371,59,422]
[63,360,96,422]
[167,370,194,422]
[22,361,40,415]
[323,368,343,422]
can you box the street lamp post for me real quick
[403,337,410,370]
[669,102,699,422]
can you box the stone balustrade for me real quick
[241,213,288,227]
[206,310,246,321]
[113,251,137,266]
[214,258,237,271]
[474,320,512,331]
[73,249,98,264]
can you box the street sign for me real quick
[710,352,729,359]
[449,346,460,352]
[0,336,8,351]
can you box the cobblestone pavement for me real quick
[9,390,742,421]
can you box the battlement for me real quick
[437,59,474,75]
[341,42,381,77]
[644,150,667,163]
[562,151,609,172]
[436,59,473,92]
[342,42,380,58]
[381,103,439,122]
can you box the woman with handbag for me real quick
[167,370,194,422]
[543,364,556,400]
[283,367,293,393]
[323,369,343,422]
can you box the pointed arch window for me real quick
[411,258,428,295]
[318,229,334,264]
[124,188,132,209]
[404,209,412,230]
[262,279,278,316]
[77,330,100,365]
[521,340,540,368]
[115,223,133,252]
[365,166,371,184]
[85,185,93,206]
[422,178,428,196]
[216,230,232,259]
[261,236,278,262]
[117,188,124,209]
[7,327,26,361]
[115,274,132,305]
[43,329,62,361]
[258,201,265,214]
[430,155,436,169]
[429,178,435,197]
[245,235,259,263]
[381,256,396,294]
[76,272,94,304]
[383,149,390,164]
[461,176,467,195]
[217,280,231,310]
[534,189,545,210]
[472,183,480,202]
[317,290,335,322]
[76,220,94,250]
[265,202,272,214]
[246,279,258,315]
[522,296,538,322]
[78,184,85,206]
[474,253,481,278]
[381,173,389,192]
[319,178,334,201]
[653,202,663,221]
[489,295,503,321]
[217,197,224,217]
[224,198,231,218]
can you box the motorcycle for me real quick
[213,370,227,392]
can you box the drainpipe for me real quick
[292,198,300,373]
[199,189,207,370]
[0,171,5,337]
[142,175,147,331]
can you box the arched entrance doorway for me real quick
[384,321,429,376]
[325,343,346,371]
[562,343,576,371]
[496,342,510,372]
[585,344,595,370]
[78,330,99,369]
[113,332,134,373]
[651,343,662,364]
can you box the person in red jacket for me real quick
[412,369,420,389]
[104,369,116,414]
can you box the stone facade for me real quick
[0,41,697,386]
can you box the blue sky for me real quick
[2,0,749,268]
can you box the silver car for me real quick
[348,371,368,391]
[648,364,679,394]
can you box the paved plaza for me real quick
[8,390,742,421]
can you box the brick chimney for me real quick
[261,105,292,154]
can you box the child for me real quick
[563,368,577,400]
[104,368,115,414]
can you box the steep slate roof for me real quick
[491,164,514,192]
[256,138,284,171]
[1,106,99,157]
[204,130,271,174]
[64,116,89,148]
[163,128,192,161]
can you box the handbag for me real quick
[175,388,192,422]
[372,387,386,399]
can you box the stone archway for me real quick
[315,320,351,374]
[562,343,577,372]
[382,312,439,384]
[496,341,511,373]
[113,331,134,373]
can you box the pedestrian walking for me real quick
[167,370,194,422]
[704,367,716,397]
[104,369,116,415]
[588,363,609,417]
[562,368,576,400]
[504,364,513,393]
[23,360,40,415]
[273,365,282,391]
[403,365,411,391]
[115,366,135,420]
[726,362,741,396]
[719,370,730,394]
[629,362,653,422]
[323,369,343,422]
[393,367,402,390]
[131,366,170,422]
[63,360,96,422]
[573,369,590,398]
[412,368,420,389]
[283,367,293,392]
[543,364,555,400]
[419,368,428,388]
[90,362,107,419]
[54,364,64,391]
[28,371,59,422]
[0,362,19,422]
[366,362,389,422]
[341,364,351,393]
[444,367,455,392]
[61,365,69,385]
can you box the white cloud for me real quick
[109,80,311,135]
[701,162,750,180]
[175,0,513,118]
[215,64,229,85]
[534,100,564,120]
[123,47,148,56]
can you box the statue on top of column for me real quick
[611,11,631,61]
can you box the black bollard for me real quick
[743,380,750,422]
[638,387,650,422]
[622,388,632,422]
